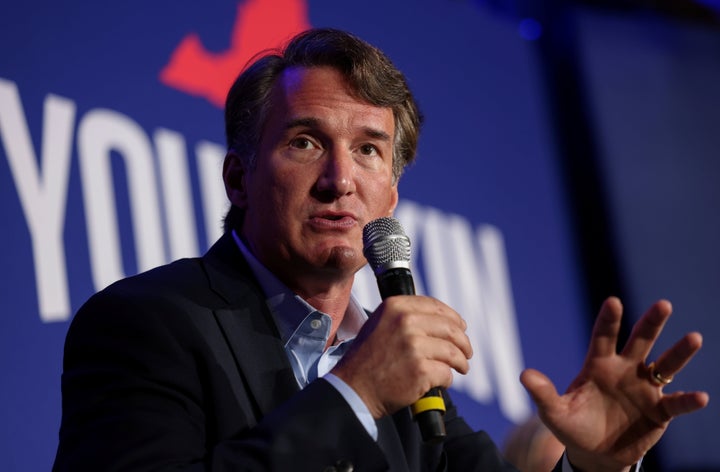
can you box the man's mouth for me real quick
[310,212,357,228]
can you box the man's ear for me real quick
[223,150,248,209]
[387,183,399,216]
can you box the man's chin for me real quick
[323,246,363,273]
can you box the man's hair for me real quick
[223,27,422,232]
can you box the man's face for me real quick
[226,66,399,289]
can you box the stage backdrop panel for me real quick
[3,0,596,469]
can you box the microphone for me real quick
[362,217,447,444]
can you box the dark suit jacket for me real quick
[53,233,519,471]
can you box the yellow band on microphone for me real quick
[410,396,446,416]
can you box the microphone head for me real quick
[362,217,411,274]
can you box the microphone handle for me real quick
[376,268,447,444]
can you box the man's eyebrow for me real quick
[363,127,391,141]
[285,117,319,130]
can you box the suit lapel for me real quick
[202,233,300,419]
[376,414,411,472]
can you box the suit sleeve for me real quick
[52,288,390,472]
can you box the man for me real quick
[53,28,708,471]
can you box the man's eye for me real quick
[290,137,314,149]
[359,144,378,156]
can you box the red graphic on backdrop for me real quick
[160,0,310,108]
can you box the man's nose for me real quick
[315,149,356,197]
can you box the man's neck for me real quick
[292,278,354,342]
[232,229,357,341]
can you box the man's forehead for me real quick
[271,66,395,133]
[276,66,387,112]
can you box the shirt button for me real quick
[310,319,322,330]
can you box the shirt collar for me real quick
[232,230,367,345]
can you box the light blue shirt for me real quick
[232,231,377,440]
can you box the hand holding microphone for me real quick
[331,217,472,443]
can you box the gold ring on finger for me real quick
[648,361,673,386]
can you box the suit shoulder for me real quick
[68,258,210,334]
[102,257,206,297]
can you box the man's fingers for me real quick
[431,323,473,360]
[417,314,473,360]
[520,368,560,414]
[648,332,703,382]
[401,334,471,376]
[621,300,672,360]
[381,295,466,330]
[382,296,473,359]
[433,338,471,375]
[660,391,710,421]
[586,297,624,358]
